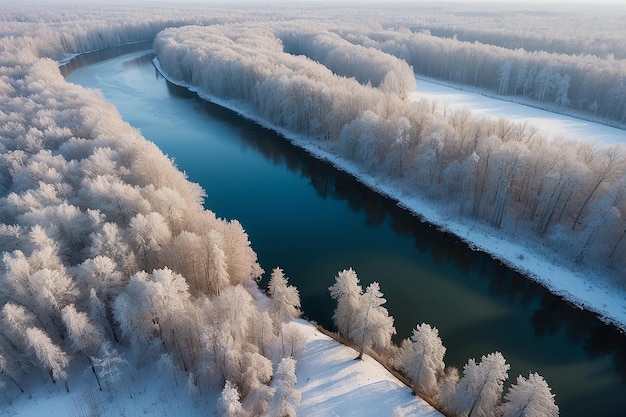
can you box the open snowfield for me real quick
[4,320,441,417]
[411,77,626,146]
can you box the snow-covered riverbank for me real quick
[154,57,626,333]
[7,319,442,417]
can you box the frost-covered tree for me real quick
[112,274,155,361]
[73,255,124,300]
[61,304,103,389]
[454,352,510,417]
[248,310,275,358]
[217,380,248,417]
[91,342,127,392]
[208,285,256,344]
[400,323,446,398]
[204,229,230,296]
[245,382,274,417]
[87,221,135,278]
[267,267,301,331]
[502,372,559,417]
[128,212,171,271]
[328,268,362,339]
[237,351,273,398]
[201,324,237,386]
[351,282,396,360]
[440,367,461,414]
[25,327,69,387]
[496,60,513,95]
[269,357,301,417]
[219,219,263,286]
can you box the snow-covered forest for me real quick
[154,22,626,285]
[0,1,623,416]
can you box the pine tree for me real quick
[267,267,301,331]
[400,323,446,398]
[328,268,362,339]
[454,352,510,417]
[270,357,301,417]
[502,372,558,417]
[217,380,247,417]
[351,282,395,360]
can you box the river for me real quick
[65,48,626,417]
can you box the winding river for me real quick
[65,47,626,417]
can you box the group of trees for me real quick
[277,27,415,97]
[0,2,622,415]
[329,268,559,417]
[343,27,626,124]
[385,6,626,59]
[0,7,314,416]
[156,23,626,282]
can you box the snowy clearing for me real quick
[291,321,442,417]
[411,77,626,146]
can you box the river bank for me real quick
[153,57,626,333]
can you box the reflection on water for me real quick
[67,48,626,417]
[59,41,153,76]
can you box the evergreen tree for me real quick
[400,323,446,398]
[454,352,510,417]
[328,268,362,339]
[503,372,559,417]
[217,380,247,417]
[267,267,301,331]
[351,282,395,360]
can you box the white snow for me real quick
[13,57,620,417]
[153,58,626,333]
[5,320,442,417]
[411,77,626,146]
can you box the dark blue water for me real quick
[66,49,626,417]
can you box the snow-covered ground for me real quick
[5,320,442,417]
[411,77,626,146]
[153,58,626,333]
[293,321,441,417]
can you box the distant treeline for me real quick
[341,28,626,125]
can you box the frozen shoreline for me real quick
[153,57,626,332]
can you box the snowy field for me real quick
[5,320,441,417]
[411,77,626,146]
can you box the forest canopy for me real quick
[154,22,626,285]
[0,2,623,415]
